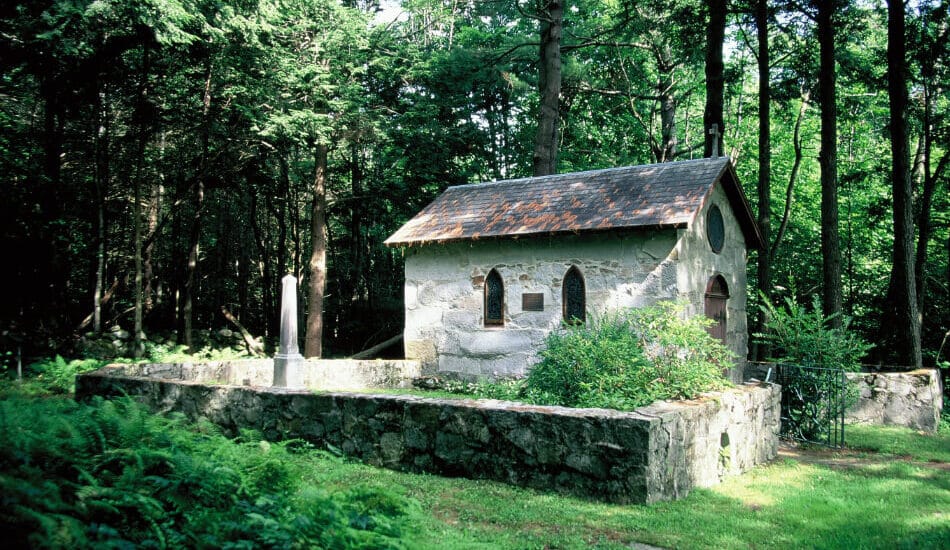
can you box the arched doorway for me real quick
[704,275,729,343]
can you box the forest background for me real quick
[0,0,947,369]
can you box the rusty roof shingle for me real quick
[385,157,763,249]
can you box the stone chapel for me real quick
[385,157,764,382]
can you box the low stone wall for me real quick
[846,369,943,433]
[101,359,421,390]
[76,365,779,504]
[746,365,944,434]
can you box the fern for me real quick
[0,391,417,548]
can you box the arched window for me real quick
[484,269,504,326]
[562,266,586,325]
[706,204,725,254]
[704,275,729,342]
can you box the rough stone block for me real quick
[76,365,779,504]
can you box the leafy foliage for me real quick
[757,293,872,371]
[522,302,732,410]
[26,355,107,394]
[0,394,414,549]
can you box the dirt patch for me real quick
[777,442,950,472]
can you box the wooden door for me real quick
[704,275,729,343]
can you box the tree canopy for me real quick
[0,0,947,367]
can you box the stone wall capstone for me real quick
[76,365,779,504]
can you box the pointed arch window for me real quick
[484,269,504,326]
[562,266,586,325]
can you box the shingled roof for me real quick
[385,157,764,249]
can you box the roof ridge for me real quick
[384,157,760,248]
[448,157,729,191]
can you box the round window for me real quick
[707,204,724,253]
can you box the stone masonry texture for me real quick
[77,365,779,504]
[846,369,943,433]
[402,181,750,382]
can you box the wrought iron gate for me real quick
[772,364,846,447]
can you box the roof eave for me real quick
[384,222,689,248]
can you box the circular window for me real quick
[707,204,724,253]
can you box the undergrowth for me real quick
[757,293,872,371]
[8,343,253,395]
[0,394,414,549]
[434,302,733,411]
[523,303,732,409]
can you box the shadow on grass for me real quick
[333,450,950,549]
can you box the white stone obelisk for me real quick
[273,274,303,387]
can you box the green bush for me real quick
[28,355,107,394]
[523,302,732,410]
[756,294,872,371]
[0,394,414,549]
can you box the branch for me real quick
[220,306,266,357]
[771,93,810,261]
[350,334,402,360]
[492,41,541,64]
[74,278,119,332]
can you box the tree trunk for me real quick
[305,144,329,358]
[183,180,204,352]
[772,92,808,259]
[532,0,563,176]
[704,0,727,159]
[92,83,110,334]
[884,0,921,368]
[249,188,275,338]
[656,44,677,162]
[753,0,771,361]
[277,156,290,278]
[132,44,151,358]
[183,60,213,351]
[350,141,365,303]
[816,0,842,327]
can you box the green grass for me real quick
[3,373,948,548]
[845,423,950,463]
[303,432,950,549]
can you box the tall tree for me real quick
[884,0,922,368]
[533,0,564,176]
[753,0,772,360]
[814,0,843,326]
[704,0,727,158]
[305,144,329,357]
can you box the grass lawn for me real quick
[299,424,950,549]
[3,379,947,548]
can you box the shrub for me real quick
[28,355,107,394]
[523,302,732,411]
[756,294,871,372]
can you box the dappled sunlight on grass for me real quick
[301,441,947,548]
[846,423,950,463]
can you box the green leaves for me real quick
[523,302,731,411]
[756,293,873,371]
[0,394,417,548]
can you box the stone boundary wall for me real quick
[846,369,943,433]
[101,359,422,390]
[746,365,944,434]
[76,367,779,504]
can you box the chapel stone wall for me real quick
[674,183,750,381]
[403,230,686,378]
